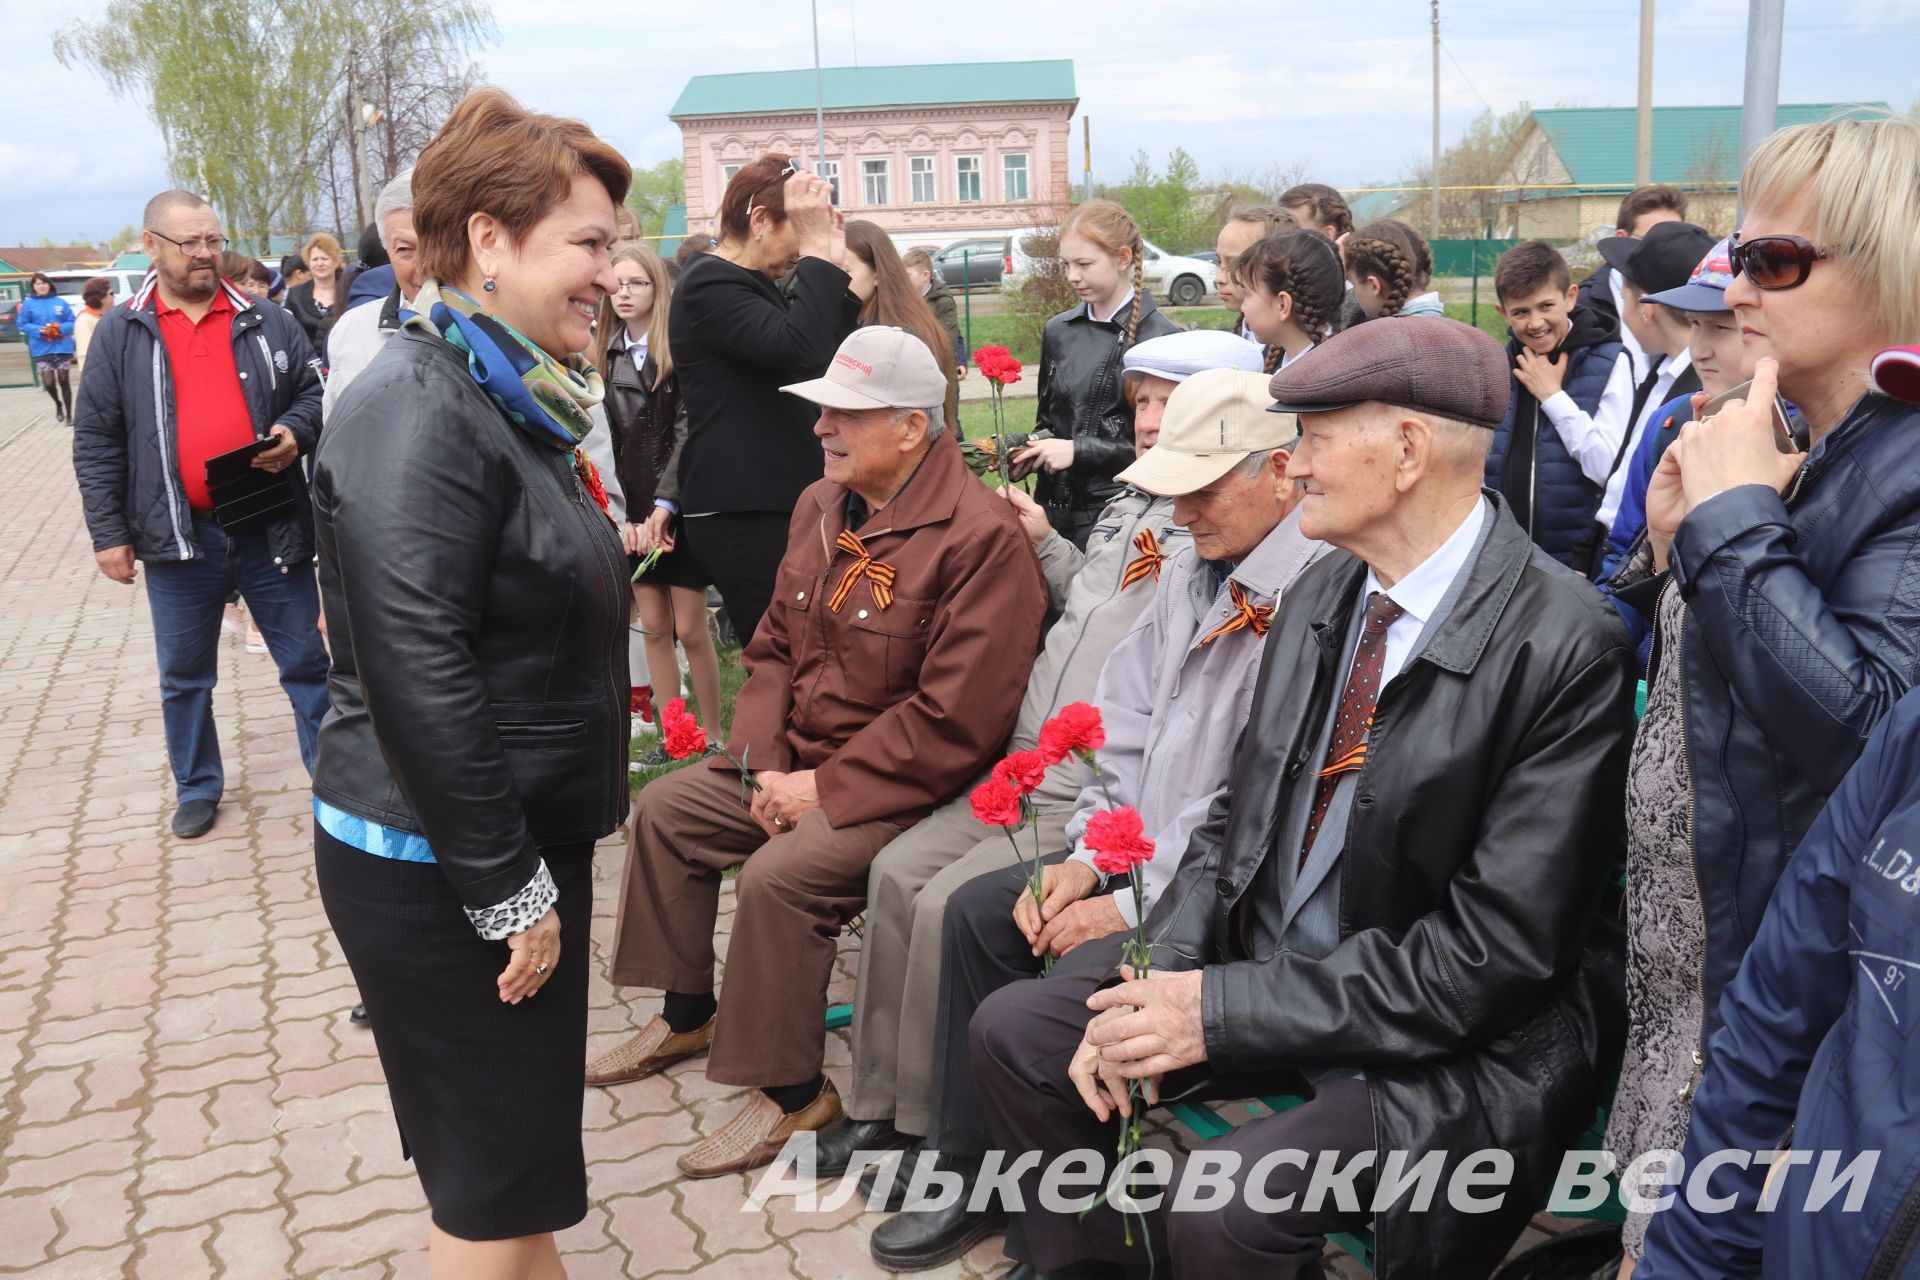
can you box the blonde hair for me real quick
[592,243,674,388]
[303,232,343,271]
[1058,199,1147,346]
[1742,113,1920,345]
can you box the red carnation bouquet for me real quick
[970,745,1054,973]
[658,697,761,799]
[971,344,1024,490]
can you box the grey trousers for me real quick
[846,785,1073,1131]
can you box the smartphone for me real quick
[1699,379,1798,454]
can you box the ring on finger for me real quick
[535,963,549,975]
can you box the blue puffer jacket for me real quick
[1484,305,1624,567]
[17,293,76,359]
[1612,392,1920,1054]
[1639,689,1920,1280]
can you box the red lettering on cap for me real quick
[834,353,874,376]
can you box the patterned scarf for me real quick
[402,279,604,452]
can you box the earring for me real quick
[483,276,497,293]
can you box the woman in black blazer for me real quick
[667,154,859,647]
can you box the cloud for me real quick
[1,0,1914,240]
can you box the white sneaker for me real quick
[245,625,268,654]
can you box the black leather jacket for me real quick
[1031,294,1178,546]
[310,327,629,911]
[1147,496,1635,1279]
[1614,392,1920,1047]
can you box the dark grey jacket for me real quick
[1146,494,1635,1279]
[72,273,324,568]
[311,327,629,911]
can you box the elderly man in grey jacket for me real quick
[865,367,1330,1270]
[824,330,1266,1176]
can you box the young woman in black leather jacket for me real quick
[1011,200,1177,548]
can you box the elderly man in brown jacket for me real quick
[595,326,1047,1179]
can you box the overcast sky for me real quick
[1,0,1914,244]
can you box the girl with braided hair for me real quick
[1346,219,1444,319]
[1011,199,1178,547]
[1234,229,1347,375]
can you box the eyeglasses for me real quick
[148,230,229,258]
[614,279,652,294]
[1728,233,1841,291]
[744,159,800,220]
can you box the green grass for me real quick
[1448,300,1511,342]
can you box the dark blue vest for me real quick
[1483,336,1624,567]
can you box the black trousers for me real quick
[927,851,1078,1159]
[971,934,1378,1277]
[679,510,792,651]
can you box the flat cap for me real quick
[1267,315,1511,430]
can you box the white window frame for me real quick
[720,162,743,185]
[909,155,936,203]
[861,158,890,207]
[1002,152,1030,202]
[955,154,982,203]
[816,158,841,205]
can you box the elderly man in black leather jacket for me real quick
[970,317,1636,1280]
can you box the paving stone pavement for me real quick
[0,387,1570,1278]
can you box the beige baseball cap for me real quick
[1116,368,1299,496]
[781,326,948,412]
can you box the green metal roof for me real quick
[670,60,1076,119]
[1526,103,1887,193]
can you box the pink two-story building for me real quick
[669,60,1078,248]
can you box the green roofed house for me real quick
[670,60,1078,246]
[1493,102,1886,239]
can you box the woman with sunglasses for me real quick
[1605,113,1920,1276]
[668,154,860,649]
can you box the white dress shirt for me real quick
[1540,352,1636,488]
[1610,268,1652,383]
[1596,347,1693,530]
[1362,496,1489,682]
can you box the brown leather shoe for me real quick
[585,1015,713,1086]
[677,1078,844,1179]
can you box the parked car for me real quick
[1139,238,1216,307]
[0,298,19,343]
[43,268,147,306]
[934,237,1012,289]
[1001,234,1216,308]
[1190,250,1219,265]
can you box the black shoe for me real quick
[170,799,217,839]
[349,1004,370,1026]
[871,1197,1006,1271]
[810,1116,914,1178]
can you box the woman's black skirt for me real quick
[629,542,708,591]
[315,827,594,1240]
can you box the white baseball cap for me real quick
[1116,368,1299,496]
[782,326,948,411]
[1123,329,1266,383]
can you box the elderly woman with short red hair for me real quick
[310,87,629,1280]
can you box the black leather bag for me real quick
[205,439,296,534]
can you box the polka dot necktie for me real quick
[1300,591,1404,865]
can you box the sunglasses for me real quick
[1728,233,1842,291]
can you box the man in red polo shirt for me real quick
[73,189,327,839]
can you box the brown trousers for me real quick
[608,764,904,1087]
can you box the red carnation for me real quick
[1037,702,1106,766]
[576,449,609,514]
[969,776,1024,828]
[973,345,1024,386]
[660,697,707,759]
[992,749,1049,796]
[1084,806,1155,878]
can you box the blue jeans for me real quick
[144,515,330,803]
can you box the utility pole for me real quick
[809,0,827,172]
[1429,0,1441,238]
[1083,117,1092,203]
[1635,0,1655,186]
[1738,0,1785,220]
